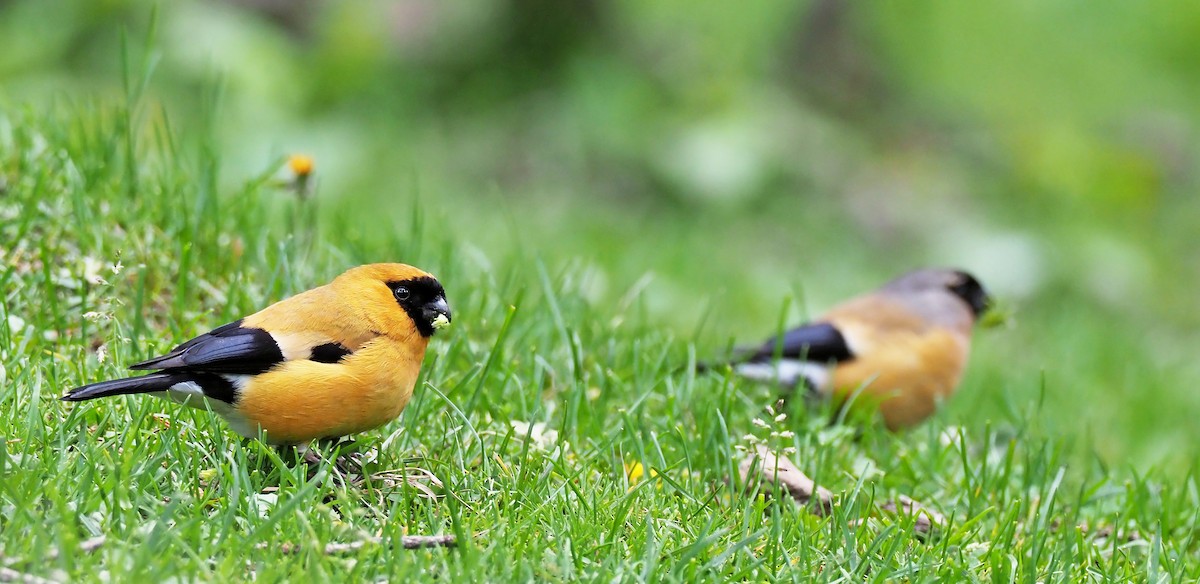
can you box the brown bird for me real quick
[62,263,451,447]
[709,268,991,430]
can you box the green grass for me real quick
[2,96,1199,582]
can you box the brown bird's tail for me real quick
[61,372,186,401]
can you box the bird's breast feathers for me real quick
[148,316,428,444]
[231,337,428,444]
[829,326,969,430]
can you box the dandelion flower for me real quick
[288,154,315,177]
[626,462,645,483]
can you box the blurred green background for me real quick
[3,0,1199,468]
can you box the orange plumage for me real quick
[713,268,990,430]
[63,263,452,446]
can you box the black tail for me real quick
[61,372,185,401]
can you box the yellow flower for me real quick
[288,154,315,177]
[627,460,661,483]
[626,462,645,483]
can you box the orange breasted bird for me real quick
[706,268,991,430]
[62,263,452,446]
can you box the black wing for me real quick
[743,322,854,363]
[129,319,285,374]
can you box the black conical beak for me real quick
[423,296,452,332]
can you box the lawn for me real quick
[2,94,1199,582]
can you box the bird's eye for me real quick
[393,286,411,302]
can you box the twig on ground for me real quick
[1050,519,1142,543]
[0,535,107,583]
[259,534,458,555]
[738,446,952,539]
[879,495,946,538]
[0,567,57,584]
[356,467,443,499]
[43,536,106,562]
[739,444,835,516]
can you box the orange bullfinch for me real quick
[62,263,452,446]
[706,268,990,430]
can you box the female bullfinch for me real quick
[63,263,451,446]
[709,268,991,430]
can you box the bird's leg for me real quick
[295,443,324,466]
[273,440,365,481]
[273,443,323,465]
[320,436,357,451]
[317,437,365,475]
[274,443,330,481]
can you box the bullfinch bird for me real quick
[707,268,990,430]
[62,263,452,447]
